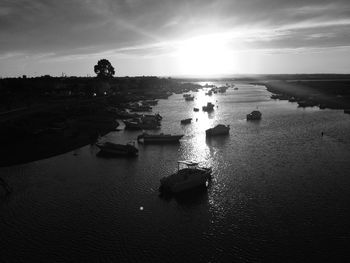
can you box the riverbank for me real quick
[0,77,201,167]
[0,106,117,167]
[257,80,350,112]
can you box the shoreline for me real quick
[255,80,350,112]
[0,77,201,167]
[0,109,117,167]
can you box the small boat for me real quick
[181,118,192,124]
[206,124,230,136]
[218,86,228,93]
[185,96,195,101]
[202,102,215,112]
[141,99,158,106]
[205,90,213,96]
[123,120,161,130]
[159,161,212,193]
[246,110,262,120]
[137,132,184,143]
[123,114,162,130]
[193,107,199,112]
[96,142,138,156]
[183,94,191,98]
[129,105,152,112]
[234,87,238,90]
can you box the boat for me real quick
[206,124,230,136]
[129,105,152,112]
[205,90,213,96]
[123,114,162,130]
[137,132,184,143]
[141,99,158,106]
[185,96,195,101]
[193,107,199,112]
[114,109,141,119]
[180,118,192,124]
[246,110,262,120]
[234,87,238,90]
[218,86,228,93]
[159,161,212,193]
[202,102,215,112]
[96,142,138,156]
[183,94,191,98]
[123,119,160,130]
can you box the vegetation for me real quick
[94,59,115,79]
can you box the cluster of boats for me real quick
[183,94,195,101]
[205,84,230,95]
[98,84,263,195]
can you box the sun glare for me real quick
[175,35,233,76]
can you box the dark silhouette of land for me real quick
[257,79,350,111]
[0,76,200,166]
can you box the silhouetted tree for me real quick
[94,59,115,79]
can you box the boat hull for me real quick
[96,143,138,156]
[160,168,211,193]
[138,134,184,144]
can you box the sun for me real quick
[175,35,233,76]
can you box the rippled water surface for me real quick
[1,83,350,262]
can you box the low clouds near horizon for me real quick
[1,0,350,76]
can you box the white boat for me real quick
[96,142,138,156]
[246,110,262,120]
[206,124,230,136]
[159,161,212,193]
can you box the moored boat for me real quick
[96,142,138,156]
[246,110,262,120]
[137,132,184,143]
[193,107,199,112]
[123,119,161,130]
[202,102,215,112]
[206,124,230,136]
[180,118,192,124]
[160,161,212,193]
[185,95,195,101]
[123,113,162,130]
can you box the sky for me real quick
[1,0,350,77]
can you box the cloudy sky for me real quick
[1,0,350,77]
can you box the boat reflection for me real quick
[160,184,209,207]
[205,134,230,147]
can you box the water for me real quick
[1,83,350,262]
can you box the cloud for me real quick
[1,0,350,75]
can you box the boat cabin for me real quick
[177,160,200,171]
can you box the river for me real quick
[1,83,350,262]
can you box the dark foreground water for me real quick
[1,83,350,262]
